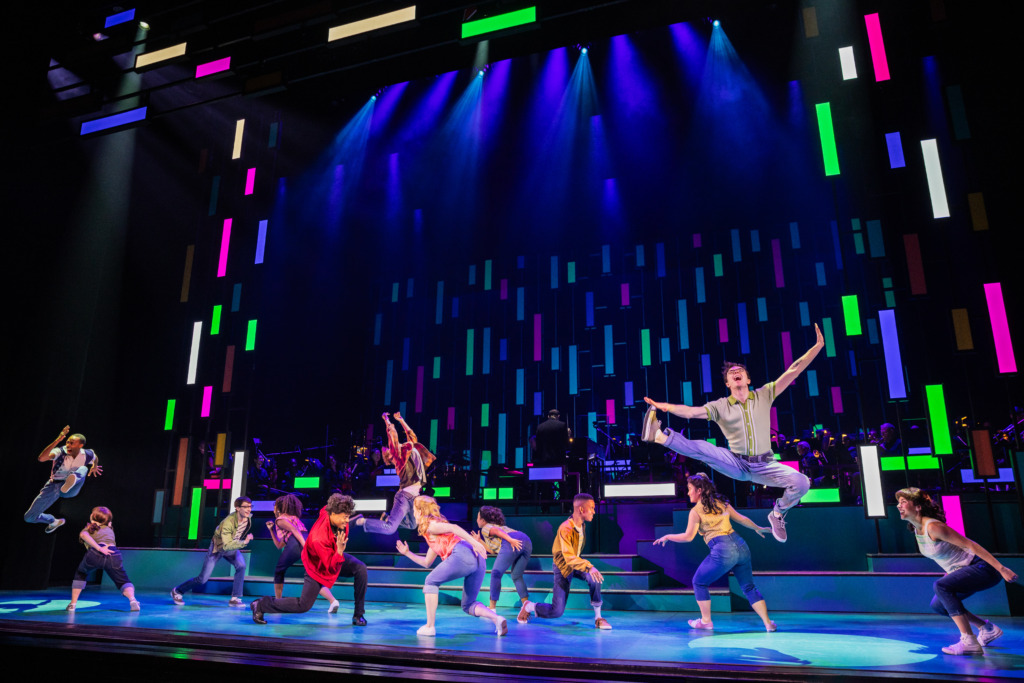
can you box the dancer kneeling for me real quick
[655,473,776,632]
[251,493,368,626]
[896,487,1017,656]
[266,494,341,612]
[397,495,507,636]
[68,506,139,612]
[474,506,533,616]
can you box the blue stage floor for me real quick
[2,587,1023,681]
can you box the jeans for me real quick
[692,532,764,605]
[175,542,247,598]
[72,546,134,592]
[663,429,810,514]
[489,531,532,602]
[423,541,486,616]
[931,556,1002,618]
[274,537,303,583]
[23,467,88,525]
[259,556,368,617]
[535,567,602,619]
[362,490,416,535]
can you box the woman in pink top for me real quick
[396,495,506,636]
[267,494,339,611]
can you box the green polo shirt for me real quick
[704,381,776,456]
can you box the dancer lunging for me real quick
[171,496,253,606]
[396,496,506,636]
[252,493,368,626]
[518,493,611,630]
[655,473,776,632]
[25,425,103,532]
[642,323,824,542]
[356,412,435,535]
[266,494,341,612]
[896,488,1017,656]
[68,507,139,612]
[474,506,533,616]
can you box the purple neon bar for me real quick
[415,366,424,413]
[244,168,256,195]
[255,220,267,264]
[447,407,455,430]
[201,385,213,417]
[606,399,616,425]
[781,331,793,368]
[217,218,232,277]
[772,239,785,288]
[864,14,890,82]
[533,314,542,362]
[719,318,728,343]
[879,309,907,399]
[196,56,231,78]
[885,132,905,168]
[984,282,1018,373]
[621,283,629,307]
[831,386,844,413]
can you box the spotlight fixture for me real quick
[574,43,590,54]
[139,20,150,30]
[713,19,720,27]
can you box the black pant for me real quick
[274,537,303,583]
[258,556,367,617]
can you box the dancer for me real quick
[252,493,368,626]
[517,493,611,630]
[266,494,341,612]
[171,496,253,606]
[642,324,824,542]
[25,425,103,532]
[474,506,533,616]
[68,506,139,612]
[396,495,506,636]
[655,473,776,632]
[896,487,1017,655]
[355,411,435,535]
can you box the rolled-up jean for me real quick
[489,531,532,602]
[692,532,763,606]
[423,541,486,615]
[931,556,1001,618]
[362,490,416,535]
[72,546,133,592]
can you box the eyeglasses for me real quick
[238,505,252,509]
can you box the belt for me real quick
[733,451,775,463]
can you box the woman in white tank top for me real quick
[896,487,1017,656]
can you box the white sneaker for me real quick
[640,406,662,442]
[328,601,340,614]
[978,621,1003,647]
[60,474,78,494]
[170,588,184,605]
[229,597,244,606]
[942,635,983,656]
[130,600,141,611]
[416,625,436,636]
[45,518,66,534]
[767,511,787,543]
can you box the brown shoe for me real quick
[517,605,531,624]
[595,617,612,630]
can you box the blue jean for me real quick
[423,541,486,615]
[72,546,134,593]
[535,567,602,619]
[663,429,810,514]
[362,490,416,535]
[175,542,247,599]
[931,556,1002,618]
[692,532,764,605]
[23,467,88,525]
[489,531,532,602]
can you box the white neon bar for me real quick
[604,483,676,498]
[921,139,950,218]
[839,47,857,80]
[230,450,246,504]
[135,42,187,69]
[186,321,202,384]
[859,445,886,518]
[328,6,416,43]
[232,119,245,160]
[352,499,388,512]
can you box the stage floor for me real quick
[2,587,1022,681]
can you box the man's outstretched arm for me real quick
[643,397,708,420]
[38,425,70,462]
[774,323,825,395]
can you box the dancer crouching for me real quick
[266,494,341,612]
[396,495,507,636]
[656,473,776,632]
[474,506,533,617]
[69,507,139,612]
[896,487,1017,655]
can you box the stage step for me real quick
[866,553,1024,574]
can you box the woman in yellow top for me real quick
[655,473,776,632]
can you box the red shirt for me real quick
[301,507,346,587]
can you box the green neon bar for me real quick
[499,487,514,500]
[483,488,497,500]
[801,488,840,503]
[926,384,953,455]
[188,487,202,540]
[211,305,222,335]
[842,295,862,335]
[880,456,906,471]
[815,102,840,176]
[461,7,536,39]
[466,329,474,376]
[164,399,176,430]
[245,319,257,350]
[481,403,490,428]
[822,318,836,357]
[294,476,320,488]
[433,486,451,498]
[429,419,438,454]
[907,455,940,470]
[641,329,652,366]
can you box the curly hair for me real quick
[86,506,112,535]
[896,487,945,530]
[414,495,447,536]
[478,505,505,526]
[324,493,355,516]
[688,473,729,515]
[274,494,303,518]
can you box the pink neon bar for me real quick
[196,56,231,78]
[621,283,630,307]
[781,331,793,368]
[217,218,232,277]
[244,168,256,195]
[606,399,616,425]
[204,478,232,490]
[831,386,844,414]
[772,239,785,288]
[447,407,455,430]
[201,385,213,417]
[693,233,702,248]
[984,282,1018,372]
[533,314,542,361]
[941,495,964,535]
[781,460,799,471]
[718,318,728,343]
[415,366,424,413]
[864,14,890,82]
[770,406,778,435]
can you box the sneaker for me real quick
[495,617,508,636]
[130,600,141,611]
[688,618,713,630]
[352,615,367,626]
[60,474,79,494]
[766,620,777,633]
[416,625,436,636]
[640,405,662,443]
[229,597,244,606]
[328,601,340,614]
[942,635,983,656]
[65,603,76,612]
[250,600,266,625]
[978,621,1003,647]
[595,617,612,630]
[767,511,788,543]
[517,605,532,624]
[170,588,184,605]
[45,518,66,534]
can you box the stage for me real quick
[2,588,1022,682]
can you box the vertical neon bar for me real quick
[971,429,997,478]
[713,254,723,277]
[481,404,489,428]
[232,119,245,159]
[695,267,706,303]
[429,420,438,454]
[211,305,222,335]
[466,329,474,375]
[517,287,525,321]
[186,321,202,384]
[245,320,257,351]
[201,386,213,417]
[864,13,890,81]
[433,356,441,379]
[415,366,424,413]
[230,451,245,507]
[435,281,444,324]
[181,245,195,302]
[624,382,634,407]
[885,132,905,168]
[208,176,220,216]
[569,345,578,395]
[482,327,491,375]
[606,399,616,425]
[738,303,749,354]
[839,46,857,79]
[772,239,785,287]
[781,332,793,368]
[188,487,202,540]
[701,354,712,393]
[678,300,689,350]
[588,412,598,441]
[244,168,256,195]
[173,438,188,506]
[718,318,728,343]
[661,337,671,363]
[757,297,767,322]
[823,317,836,357]
[807,370,819,397]
[831,387,844,413]
[952,309,974,351]
[164,399,176,430]
[534,393,542,416]
[879,309,906,399]
[447,407,455,430]
[842,295,862,335]
[516,368,524,405]
[215,433,226,466]
[604,325,614,375]
[533,314,542,362]
[500,279,508,299]
[373,314,381,346]
[984,282,1018,373]
[941,495,965,536]
[551,256,559,289]
[222,346,235,392]
[255,220,268,264]
[384,360,393,405]
[231,284,241,312]
[484,260,492,291]
[815,103,840,176]
[217,218,232,277]
[641,329,651,366]
[859,445,886,518]
[904,234,926,295]
[602,245,611,273]
[656,243,666,277]
[585,292,594,327]
[925,384,953,455]
[567,263,576,284]
[498,413,506,464]
[921,139,950,219]
[621,283,629,306]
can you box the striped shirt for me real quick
[704,382,776,456]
